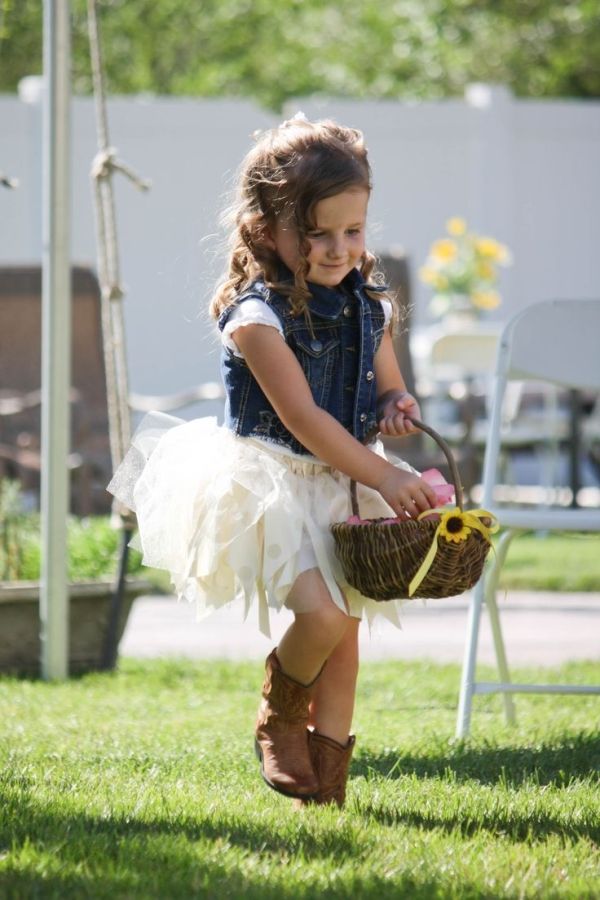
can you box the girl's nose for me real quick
[327,236,346,258]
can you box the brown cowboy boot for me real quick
[295,729,356,808]
[254,649,320,798]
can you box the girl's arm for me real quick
[374,329,422,437]
[232,324,436,517]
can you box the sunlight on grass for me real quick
[497,533,600,592]
[1,659,599,898]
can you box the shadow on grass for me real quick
[0,869,461,900]
[354,730,600,788]
[352,731,600,844]
[1,792,462,900]
[354,797,600,846]
[0,790,353,861]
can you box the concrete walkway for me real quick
[120,591,600,666]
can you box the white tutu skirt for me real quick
[108,413,418,637]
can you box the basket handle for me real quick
[350,415,464,516]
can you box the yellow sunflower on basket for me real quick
[438,509,472,543]
[409,507,499,596]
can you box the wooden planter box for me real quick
[0,578,151,676]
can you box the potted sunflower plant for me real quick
[419,217,512,323]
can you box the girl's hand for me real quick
[375,466,437,519]
[377,390,422,437]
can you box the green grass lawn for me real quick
[1,659,599,899]
[497,533,600,592]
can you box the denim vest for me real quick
[218,267,387,456]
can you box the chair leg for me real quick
[456,529,519,737]
[456,577,485,739]
[484,529,517,726]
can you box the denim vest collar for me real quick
[276,263,388,321]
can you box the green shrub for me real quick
[0,479,143,582]
[0,479,27,579]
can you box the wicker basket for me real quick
[331,418,495,601]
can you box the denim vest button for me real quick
[343,304,354,317]
[310,339,323,352]
[359,412,367,422]
[366,370,374,381]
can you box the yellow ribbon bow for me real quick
[408,507,499,597]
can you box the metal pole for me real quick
[101,527,134,670]
[40,0,71,680]
[568,389,582,509]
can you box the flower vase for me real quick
[443,295,481,329]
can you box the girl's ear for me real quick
[262,223,277,251]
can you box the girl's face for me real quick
[268,188,369,287]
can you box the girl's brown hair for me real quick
[210,116,387,320]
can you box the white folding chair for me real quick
[456,299,600,738]
[418,328,501,496]
[423,327,501,438]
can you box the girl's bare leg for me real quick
[309,617,360,744]
[277,569,350,682]
[276,568,360,744]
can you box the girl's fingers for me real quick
[379,417,397,436]
[396,492,420,516]
[398,487,437,516]
[425,484,439,507]
[395,400,418,425]
[414,485,437,510]
[380,414,411,436]
[378,467,439,517]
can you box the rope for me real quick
[91,148,151,192]
[86,0,150,525]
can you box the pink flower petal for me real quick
[421,468,447,486]
[433,484,455,503]
[421,467,455,504]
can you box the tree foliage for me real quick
[1,0,599,109]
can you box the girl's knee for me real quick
[288,568,356,644]
[299,596,348,642]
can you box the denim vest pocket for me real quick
[294,335,340,407]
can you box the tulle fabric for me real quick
[108,413,418,637]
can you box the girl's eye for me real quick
[307,228,362,239]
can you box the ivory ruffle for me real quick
[108,413,417,637]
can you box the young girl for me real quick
[108,116,437,809]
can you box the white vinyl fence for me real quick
[1,85,599,408]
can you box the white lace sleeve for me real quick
[221,299,285,358]
[380,299,393,330]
